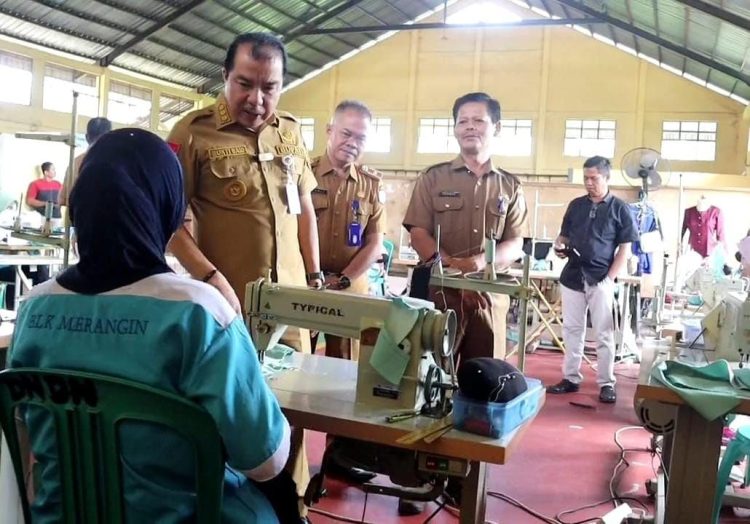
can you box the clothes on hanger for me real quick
[629,199,661,275]
[682,205,725,258]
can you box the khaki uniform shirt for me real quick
[311,154,386,275]
[167,95,318,306]
[403,156,528,258]
[59,153,85,206]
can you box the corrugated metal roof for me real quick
[527,0,750,101]
[0,0,746,102]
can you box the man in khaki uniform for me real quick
[311,100,386,360]
[167,33,321,523]
[59,117,112,206]
[404,92,527,364]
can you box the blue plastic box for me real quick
[453,378,543,438]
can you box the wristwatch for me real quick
[306,271,324,282]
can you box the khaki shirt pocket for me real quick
[433,195,464,234]
[486,204,507,239]
[311,191,329,212]
[209,156,253,179]
[208,156,254,204]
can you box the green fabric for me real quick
[370,297,430,383]
[651,359,750,420]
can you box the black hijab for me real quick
[57,128,185,294]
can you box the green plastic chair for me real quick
[0,368,224,524]
[713,425,750,523]
[369,239,395,296]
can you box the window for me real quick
[661,121,717,161]
[417,118,459,154]
[365,117,391,153]
[447,1,522,24]
[0,51,32,106]
[157,94,195,132]
[299,117,315,150]
[494,119,533,156]
[107,80,152,127]
[43,65,99,117]
[563,119,616,158]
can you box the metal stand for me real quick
[430,255,533,371]
[11,92,77,269]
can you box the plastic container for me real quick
[453,378,543,438]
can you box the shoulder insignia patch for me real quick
[358,164,382,180]
[217,102,232,125]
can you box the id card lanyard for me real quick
[347,199,363,247]
[282,155,301,215]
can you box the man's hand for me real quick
[206,270,241,314]
[445,255,483,274]
[324,274,340,288]
[308,278,324,290]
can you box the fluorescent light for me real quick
[592,33,615,46]
[638,53,660,66]
[531,7,550,17]
[660,62,683,76]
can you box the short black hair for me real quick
[452,92,501,123]
[583,156,612,178]
[334,100,372,121]
[41,162,53,173]
[86,117,112,143]
[224,33,287,76]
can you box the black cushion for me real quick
[457,358,527,403]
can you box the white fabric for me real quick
[561,279,616,387]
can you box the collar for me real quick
[315,153,358,181]
[213,94,279,131]
[589,191,614,204]
[450,155,502,177]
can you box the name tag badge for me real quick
[347,222,362,247]
[439,191,460,197]
[286,182,301,215]
[258,152,274,162]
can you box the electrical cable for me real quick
[487,491,560,523]
[422,499,449,523]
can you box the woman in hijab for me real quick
[9,129,290,524]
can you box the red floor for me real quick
[303,349,748,523]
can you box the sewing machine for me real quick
[245,277,457,415]
[701,291,750,364]
[685,267,748,309]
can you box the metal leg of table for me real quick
[665,405,723,524]
[460,461,487,524]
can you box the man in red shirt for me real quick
[26,162,62,218]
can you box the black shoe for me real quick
[397,498,425,516]
[325,459,376,484]
[599,385,616,403]
[546,379,580,394]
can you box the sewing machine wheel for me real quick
[422,364,447,417]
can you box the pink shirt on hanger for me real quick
[681,205,725,258]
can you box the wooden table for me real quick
[635,346,750,523]
[269,353,544,523]
[0,255,66,310]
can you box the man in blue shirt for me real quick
[547,156,638,403]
